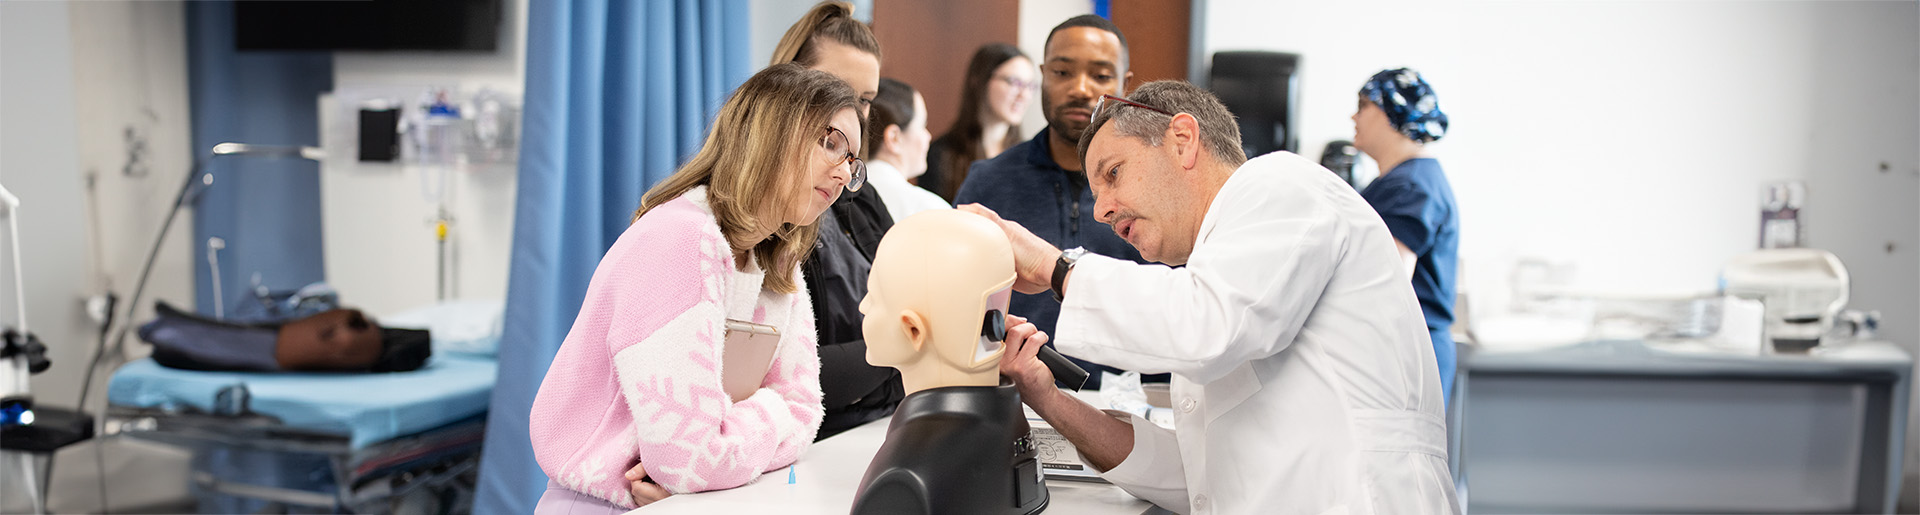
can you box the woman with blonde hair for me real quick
[528,63,865,512]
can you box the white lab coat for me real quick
[1055,151,1457,515]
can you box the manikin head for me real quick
[860,210,1017,396]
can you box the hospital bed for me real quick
[103,301,502,514]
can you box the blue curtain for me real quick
[473,0,751,512]
[186,1,332,319]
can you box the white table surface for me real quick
[641,390,1159,514]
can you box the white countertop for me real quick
[640,390,1159,514]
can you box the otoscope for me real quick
[985,310,1091,391]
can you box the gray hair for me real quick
[1077,80,1247,168]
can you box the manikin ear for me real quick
[898,310,928,353]
[1169,113,1202,171]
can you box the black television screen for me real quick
[235,0,501,52]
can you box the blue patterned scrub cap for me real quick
[1360,68,1448,143]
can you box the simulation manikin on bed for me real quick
[138,302,429,373]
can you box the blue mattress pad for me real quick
[108,354,497,449]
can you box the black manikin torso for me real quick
[852,380,1048,515]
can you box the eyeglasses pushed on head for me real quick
[1094,94,1173,119]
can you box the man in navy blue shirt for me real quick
[954,15,1150,389]
[1352,68,1461,403]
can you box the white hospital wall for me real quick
[1203,0,1919,505]
[0,0,95,414]
[0,0,198,413]
[750,0,865,68]
[67,1,199,373]
[318,0,529,317]
[1,2,199,512]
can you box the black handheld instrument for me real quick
[985,309,1089,391]
[1037,345,1089,391]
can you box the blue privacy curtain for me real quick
[473,0,751,513]
[186,1,332,318]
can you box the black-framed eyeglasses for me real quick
[821,126,865,192]
[1095,94,1173,119]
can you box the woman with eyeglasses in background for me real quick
[527,64,864,513]
[922,43,1035,202]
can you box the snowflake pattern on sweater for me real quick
[529,186,823,508]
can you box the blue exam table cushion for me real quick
[108,354,496,449]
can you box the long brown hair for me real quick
[769,1,881,67]
[634,64,861,294]
[933,43,1026,198]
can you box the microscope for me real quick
[851,209,1049,515]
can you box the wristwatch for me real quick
[1052,247,1087,303]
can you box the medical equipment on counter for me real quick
[1721,248,1849,352]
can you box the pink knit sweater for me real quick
[529,186,823,507]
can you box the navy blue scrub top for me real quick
[1360,158,1460,398]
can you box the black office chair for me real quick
[1208,51,1300,158]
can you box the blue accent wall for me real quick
[186,1,332,316]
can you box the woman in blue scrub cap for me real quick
[1352,68,1462,406]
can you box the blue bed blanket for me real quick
[108,354,497,449]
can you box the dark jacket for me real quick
[952,128,1154,390]
[806,185,903,439]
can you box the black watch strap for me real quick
[1051,252,1072,303]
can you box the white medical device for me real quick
[1721,248,1849,352]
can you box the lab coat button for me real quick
[1193,494,1209,511]
[1179,398,1196,413]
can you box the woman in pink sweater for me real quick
[529,63,866,512]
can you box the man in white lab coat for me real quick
[961,80,1458,514]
